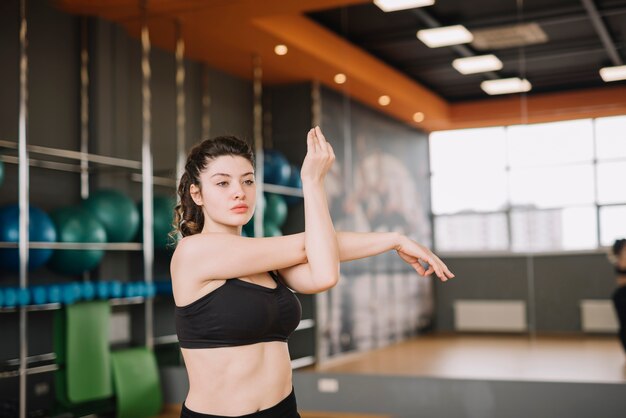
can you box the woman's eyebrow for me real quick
[210,171,255,178]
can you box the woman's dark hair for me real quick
[613,239,626,256]
[171,136,254,240]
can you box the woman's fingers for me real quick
[306,128,314,153]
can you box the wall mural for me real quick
[318,88,433,360]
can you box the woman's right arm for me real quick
[170,232,307,282]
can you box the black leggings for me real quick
[180,387,301,418]
[613,286,626,353]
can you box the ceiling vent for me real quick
[471,22,548,50]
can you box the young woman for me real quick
[170,127,454,418]
[611,238,626,354]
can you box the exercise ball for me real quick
[83,189,139,242]
[263,221,282,237]
[263,150,291,186]
[0,157,4,187]
[284,165,303,206]
[264,193,288,227]
[0,204,57,272]
[137,195,176,249]
[48,207,107,275]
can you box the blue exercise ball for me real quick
[0,204,57,272]
[284,165,303,206]
[263,150,291,186]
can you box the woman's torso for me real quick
[174,273,301,415]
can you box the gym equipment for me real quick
[31,286,47,305]
[263,149,291,186]
[47,284,62,304]
[48,207,106,275]
[0,157,4,187]
[95,281,110,300]
[137,195,176,249]
[0,288,4,308]
[264,221,283,237]
[145,282,156,298]
[4,288,17,308]
[284,165,303,206]
[154,281,172,295]
[54,301,112,405]
[16,288,30,306]
[82,281,95,301]
[122,282,138,298]
[60,282,82,305]
[82,189,139,242]
[110,347,163,418]
[108,281,123,299]
[0,204,57,272]
[264,193,288,227]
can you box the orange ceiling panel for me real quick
[56,0,626,132]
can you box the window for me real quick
[430,116,626,252]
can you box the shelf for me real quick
[153,334,178,346]
[295,319,315,331]
[263,183,304,197]
[0,297,147,313]
[0,141,176,186]
[290,356,315,370]
[0,242,143,250]
[2,353,57,368]
[0,139,141,169]
[0,364,59,379]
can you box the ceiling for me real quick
[309,0,626,102]
[56,0,626,131]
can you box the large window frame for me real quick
[429,116,626,254]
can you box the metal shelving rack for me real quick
[0,5,163,417]
[0,4,313,417]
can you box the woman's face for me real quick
[617,246,626,269]
[191,155,256,231]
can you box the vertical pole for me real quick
[175,20,186,186]
[80,17,90,200]
[252,55,264,238]
[18,0,29,417]
[141,16,154,350]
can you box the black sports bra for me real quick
[174,270,302,349]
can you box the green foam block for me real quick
[54,301,113,405]
[111,347,163,418]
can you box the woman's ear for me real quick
[190,184,203,206]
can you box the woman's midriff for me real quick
[181,341,293,416]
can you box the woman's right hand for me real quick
[300,126,335,185]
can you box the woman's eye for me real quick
[217,182,228,187]
[244,180,255,185]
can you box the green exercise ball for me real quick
[263,221,282,237]
[137,195,176,249]
[48,206,107,275]
[82,189,139,242]
[264,193,288,227]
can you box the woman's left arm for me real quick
[277,231,454,293]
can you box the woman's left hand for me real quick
[395,236,455,282]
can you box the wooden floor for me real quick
[301,334,626,383]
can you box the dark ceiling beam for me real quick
[409,8,499,80]
[398,39,625,71]
[581,0,623,65]
[356,6,626,49]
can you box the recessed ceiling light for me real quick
[599,65,626,82]
[334,73,347,84]
[413,112,425,123]
[378,95,391,106]
[417,25,473,48]
[374,0,435,12]
[452,54,503,74]
[481,77,532,95]
[274,45,288,56]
